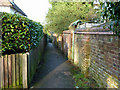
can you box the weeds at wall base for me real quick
[67,60,99,88]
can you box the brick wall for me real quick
[63,34,72,59]
[74,34,90,77]
[57,35,63,51]
[89,34,120,88]
[74,32,120,88]
[52,29,120,88]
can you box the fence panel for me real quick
[0,54,25,88]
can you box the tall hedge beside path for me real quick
[0,12,45,88]
[0,12,43,55]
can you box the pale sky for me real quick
[14,0,52,24]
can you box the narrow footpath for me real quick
[30,43,75,88]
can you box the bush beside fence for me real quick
[1,12,43,55]
[0,34,47,89]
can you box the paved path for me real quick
[30,43,75,88]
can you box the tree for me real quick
[45,2,99,34]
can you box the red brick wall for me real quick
[57,35,63,51]
[74,34,90,77]
[52,31,120,88]
[74,32,120,88]
[62,32,73,60]
[89,34,120,88]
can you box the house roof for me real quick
[0,0,12,6]
[11,2,27,16]
[0,0,27,16]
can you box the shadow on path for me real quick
[29,43,74,88]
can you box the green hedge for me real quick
[0,12,43,55]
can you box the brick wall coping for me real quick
[63,27,111,34]
[74,32,114,35]
[63,31,115,35]
[75,26,110,31]
[63,32,71,34]
[63,30,71,34]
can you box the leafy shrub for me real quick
[0,12,43,55]
[100,2,120,35]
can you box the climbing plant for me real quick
[100,1,120,35]
[1,12,43,55]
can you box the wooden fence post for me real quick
[4,55,8,88]
[8,55,12,88]
[15,54,20,86]
[22,54,28,88]
[11,54,16,87]
[0,56,4,89]
[27,53,31,85]
[19,53,23,85]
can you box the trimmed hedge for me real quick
[0,12,43,55]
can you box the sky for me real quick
[14,0,52,24]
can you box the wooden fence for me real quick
[0,34,47,89]
[0,53,28,88]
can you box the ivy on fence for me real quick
[0,12,43,55]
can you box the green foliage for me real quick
[45,2,98,34]
[70,66,99,88]
[100,2,120,35]
[1,12,43,55]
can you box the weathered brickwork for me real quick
[52,32,73,60]
[57,35,63,51]
[74,33,120,88]
[58,30,73,60]
[63,33,72,59]
[74,34,91,77]
[89,34,120,88]
[52,30,120,88]
[52,35,57,46]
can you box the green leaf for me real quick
[1,12,43,55]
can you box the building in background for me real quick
[0,0,27,16]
